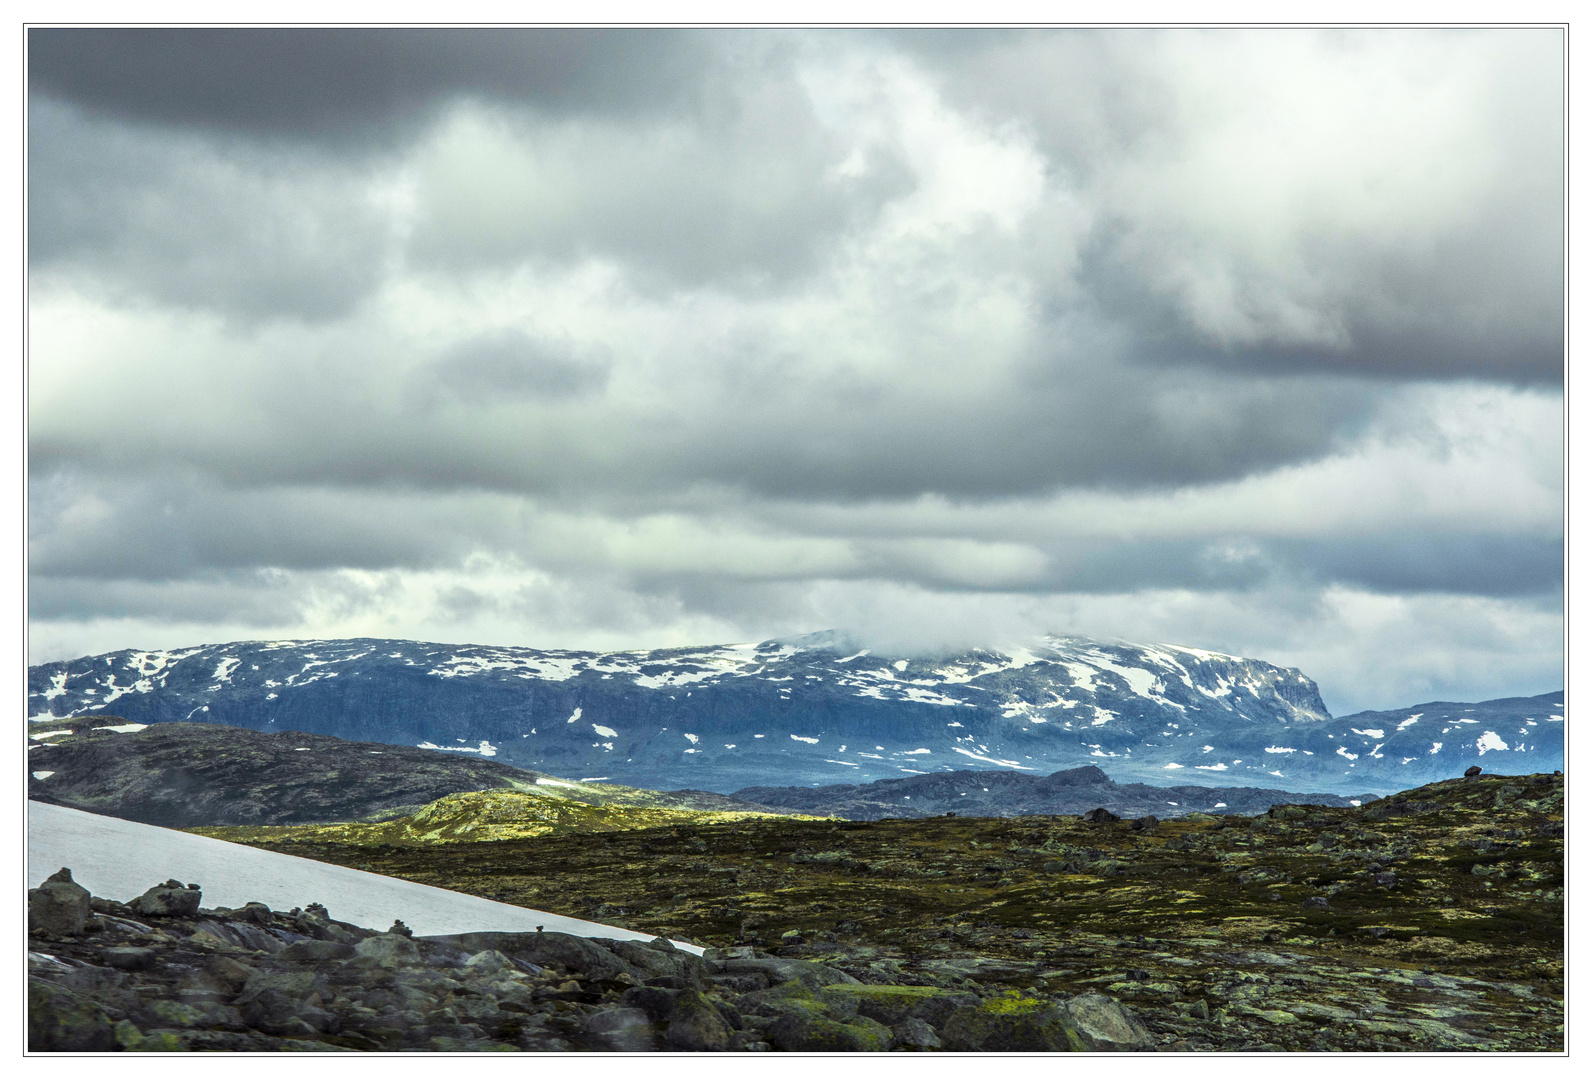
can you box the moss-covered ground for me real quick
[188,771,1564,1051]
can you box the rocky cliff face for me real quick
[28,633,1562,795]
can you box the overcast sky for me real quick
[26,27,1564,714]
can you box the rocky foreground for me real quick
[29,873,1151,1053]
[201,770,1565,1052]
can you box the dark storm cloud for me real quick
[30,34,913,312]
[652,367,1374,501]
[29,27,721,142]
[1025,533,1563,598]
[1278,534,1565,597]
[26,471,490,580]
[28,97,391,321]
[27,350,1375,503]
[28,466,1561,606]
[28,571,306,625]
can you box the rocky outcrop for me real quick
[27,874,1152,1053]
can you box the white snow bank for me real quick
[28,802,701,953]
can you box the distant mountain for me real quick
[26,718,779,828]
[27,633,1563,795]
[735,764,1378,821]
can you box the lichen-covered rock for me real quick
[891,1016,942,1049]
[128,879,201,918]
[764,1011,892,1052]
[939,992,1088,1052]
[664,989,734,1051]
[737,978,847,1021]
[353,931,420,968]
[710,952,859,991]
[29,867,91,937]
[818,982,977,1028]
[29,977,117,1051]
[1062,993,1156,1051]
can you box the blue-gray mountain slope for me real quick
[28,632,1561,795]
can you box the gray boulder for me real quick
[891,1016,942,1049]
[664,989,734,1051]
[1062,993,1156,1051]
[620,984,681,1021]
[128,879,201,918]
[940,995,1087,1052]
[710,954,859,991]
[818,983,977,1028]
[353,932,420,968]
[765,1011,892,1052]
[604,937,708,987]
[29,867,91,937]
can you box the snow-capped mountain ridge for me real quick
[29,632,1557,795]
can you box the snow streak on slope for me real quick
[28,801,702,950]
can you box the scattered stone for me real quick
[1465,766,1483,778]
[1082,807,1121,824]
[26,768,1565,1054]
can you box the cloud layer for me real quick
[28,28,1564,714]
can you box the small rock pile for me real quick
[29,869,1154,1053]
